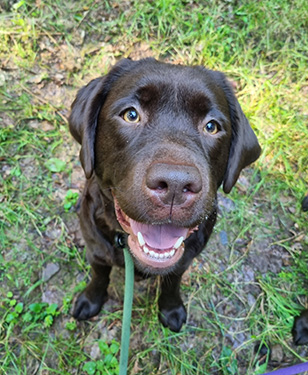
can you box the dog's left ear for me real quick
[214,72,261,193]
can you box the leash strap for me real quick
[119,247,134,375]
[261,362,308,375]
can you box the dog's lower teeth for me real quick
[142,246,177,259]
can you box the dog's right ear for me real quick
[68,76,104,179]
[68,58,136,179]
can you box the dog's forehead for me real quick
[108,62,225,105]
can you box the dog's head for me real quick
[69,58,261,273]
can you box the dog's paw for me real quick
[159,304,187,332]
[73,292,107,320]
[292,310,308,345]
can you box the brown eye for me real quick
[122,108,140,123]
[203,120,219,135]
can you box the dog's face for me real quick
[69,58,261,274]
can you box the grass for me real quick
[0,0,308,374]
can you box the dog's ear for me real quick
[68,58,136,178]
[213,72,261,193]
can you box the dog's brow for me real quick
[136,84,161,102]
[109,97,139,115]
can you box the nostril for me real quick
[183,184,192,193]
[147,178,169,191]
[183,181,202,194]
[156,181,168,191]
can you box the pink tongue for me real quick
[130,220,188,250]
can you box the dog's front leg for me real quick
[73,263,112,320]
[158,273,186,332]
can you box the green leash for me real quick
[119,247,134,375]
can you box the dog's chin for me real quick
[113,198,197,275]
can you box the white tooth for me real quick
[154,252,159,259]
[170,249,175,257]
[137,232,145,246]
[143,246,149,254]
[159,253,164,259]
[174,236,184,249]
[149,251,156,258]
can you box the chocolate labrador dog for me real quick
[69,58,261,332]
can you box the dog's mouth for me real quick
[114,198,197,270]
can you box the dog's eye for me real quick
[203,120,219,135]
[122,108,140,123]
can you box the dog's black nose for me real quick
[145,163,202,206]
